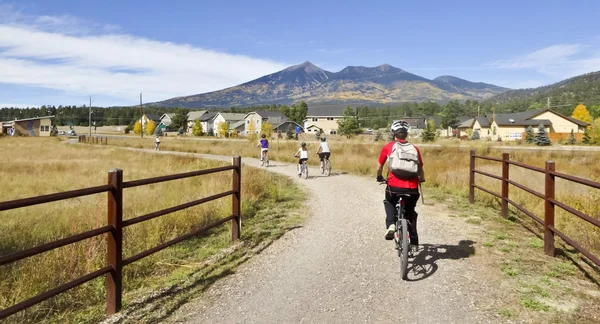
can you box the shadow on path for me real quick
[404,240,476,282]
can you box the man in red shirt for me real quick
[376,120,425,243]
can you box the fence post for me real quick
[501,153,510,218]
[544,161,555,257]
[232,156,241,241]
[107,169,123,315]
[469,150,475,203]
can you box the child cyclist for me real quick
[257,134,269,161]
[293,142,309,175]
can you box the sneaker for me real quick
[384,224,395,240]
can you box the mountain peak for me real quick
[376,63,400,72]
[284,61,324,74]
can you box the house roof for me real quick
[199,111,218,122]
[475,116,490,127]
[245,111,287,119]
[526,108,589,127]
[187,110,208,121]
[490,108,587,127]
[457,118,474,129]
[230,120,246,130]
[276,121,303,129]
[217,113,246,122]
[306,106,347,117]
[9,115,55,123]
[160,113,175,120]
[145,114,161,122]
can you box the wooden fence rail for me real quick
[0,157,242,320]
[469,150,600,267]
[78,135,108,145]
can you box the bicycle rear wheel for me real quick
[303,163,309,179]
[396,218,409,280]
[325,160,331,176]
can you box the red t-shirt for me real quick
[378,140,423,189]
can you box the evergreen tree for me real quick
[337,106,361,138]
[534,124,552,146]
[171,108,188,132]
[421,119,436,142]
[286,128,294,139]
[374,130,383,142]
[525,126,535,144]
[471,129,480,140]
[567,129,576,145]
[582,127,591,144]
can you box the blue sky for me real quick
[1,0,600,107]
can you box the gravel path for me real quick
[120,148,506,323]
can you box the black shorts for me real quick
[298,158,308,165]
[318,152,330,161]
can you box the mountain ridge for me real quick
[151,61,509,108]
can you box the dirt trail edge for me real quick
[125,148,506,324]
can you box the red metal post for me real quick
[107,169,123,315]
[469,150,475,203]
[501,153,510,218]
[544,161,555,256]
[232,156,241,241]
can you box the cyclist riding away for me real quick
[155,135,161,151]
[316,137,331,169]
[257,134,269,161]
[376,120,425,244]
[294,142,309,175]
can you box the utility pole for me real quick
[477,105,480,116]
[547,97,550,109]
[88,96,92,137]
[140,93,143,139]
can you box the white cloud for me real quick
[489,44,600,78]
[0,5,288,105]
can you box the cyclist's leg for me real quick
[297,159,302,174]
[404,193,420,245]
[383,189,400,239]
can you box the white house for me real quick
[186,110,208,133]
[213,113,246,136]
[304,106,346,135]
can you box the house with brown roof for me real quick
[458,109,589,141]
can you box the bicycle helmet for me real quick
[261,134,266,138]
[390,120,410,133]
[301,142,306,147]
[320,137,326,142]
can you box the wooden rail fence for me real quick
[0,157,242,320]
[78,135,108,145]
[469,150,600,267]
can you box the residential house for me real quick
[3,116,54,136]
[304,106,346,135]
[212,113,246,136]
[243,111,288,135]
[456,116,491,138]
[230,120,246,136]
[274,121,304,134]
[159,113,175,127]
[138,114,162,131]
[199,111,218,135]
[186,110,208,133]
[456,109,589,141]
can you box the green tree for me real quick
[171,108,188,132]
[567,129,576,145]
[471,129,480,140]
[571,104,593,124]
[421,119,436,142]
[217,121,230,138]
[296,101,308,124]
[192,120,203,136]
[286,128,294,139]
[440,100,462,129]
[145,120,156,136]
[374,130,383,142]
[525,126,535,144]
[590,105,600,119]
[337,106,361,138]
[133,121,142,135]
[534,124,552,146]
[582,127,591,144]
[590,118,600,145]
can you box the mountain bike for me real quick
[299,160,308,179]
[380,179,412,280]
[260,150,269,167]
[320,156,331,176]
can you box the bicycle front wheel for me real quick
[325,160,331,176]
[304,164,309,179]
[397,218,409,280]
